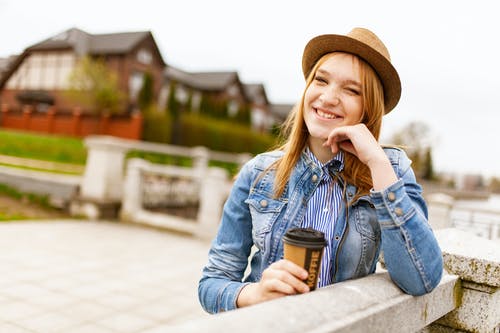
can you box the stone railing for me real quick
[427,193,500,241]
[167,228,499,333]
[70,135,251,220]
[120,158,231,238]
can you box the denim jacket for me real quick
[198,147,443,314]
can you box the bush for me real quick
[141,110,172,144]
[179,113,277,154]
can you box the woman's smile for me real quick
[313,107,343,121]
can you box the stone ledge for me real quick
[434,229,500,287]
[169,273,459,333]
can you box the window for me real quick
[6,52,76,90]
[137,49,152,65]
[129,71,144,100]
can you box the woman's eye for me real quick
[314,76,327,84]
[346,87,360,95]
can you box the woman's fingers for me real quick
[237,260,310,308]
[261,260,310,295]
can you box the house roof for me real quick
[0,27,166,89]
[27,27,163,61]
[0,55,18,81]
[270,103,295,121]
[242,83,269,105]
[165,66,240,92]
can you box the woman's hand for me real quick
[236,259,309,308]
[323,124,398,190]
[323,124,385,167]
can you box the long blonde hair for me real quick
[272,52,385,201]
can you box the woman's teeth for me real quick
[317,109,337,119]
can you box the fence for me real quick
[1,104,142,139]
[71,135,251,236]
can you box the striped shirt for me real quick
[301,148,344,288]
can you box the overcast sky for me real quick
[1,0,499,179]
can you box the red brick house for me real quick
[0,27,166,114]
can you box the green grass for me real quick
[0,128,242,176]
[0,183,52,208]
[0,129,87,164]
[0,162,83,175]
[0,213,28,221]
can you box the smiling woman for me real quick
[198,27,443,314]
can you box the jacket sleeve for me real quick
[370,148,443,295]
[198,160,255,314]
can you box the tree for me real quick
[137,72,154,112]
[166,81,181,144]
[421,147,435,180]
[390,121,437,180]
[66,56,125,114]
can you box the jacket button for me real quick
[312,174,318,182]
[260,200,268,208]
[395,207,403,216]
[388,192,396,201]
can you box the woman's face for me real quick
[303,53,363,142]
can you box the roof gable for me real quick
[165,66,240,91]
[26,27,161,60]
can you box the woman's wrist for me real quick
[236,282,258,308]
[368,154,398,191]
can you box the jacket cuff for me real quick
[219,281,250,312]
[370,178,415,228]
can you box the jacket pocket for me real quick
[352,201,381,276]
[353,200,380,241]
[245,194,287,252]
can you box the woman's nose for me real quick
[320,88,341,106]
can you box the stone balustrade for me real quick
[120,158,230,239]
[71,135,251,220]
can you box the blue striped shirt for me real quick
[301,148,344,288]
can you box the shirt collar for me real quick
[305,147,344,180]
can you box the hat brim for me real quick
[302,34,401,113]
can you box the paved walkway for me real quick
[0,220,212,333]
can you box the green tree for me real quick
[66,56,125,114]
[137,72,154,112]
[421,147,435,180]
[166,81,181,144]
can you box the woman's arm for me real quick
[370,148,443,295]
[324,124,443,294]
[198,162,256,314]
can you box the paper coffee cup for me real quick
[283,227,326,290]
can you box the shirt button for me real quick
[312,174,318,182]
[395,207,403,216]
[260,200,268,208]
[388,192,396,201]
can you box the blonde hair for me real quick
[272,52,385,201]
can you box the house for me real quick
[270,103,295,125]
[163,66,287,132]
[162,66,247,117]
[0,27,166,114]
[242,83,271,133]
[0,27,294,139]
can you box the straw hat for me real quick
[302,27,401,113]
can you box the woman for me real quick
[198,27,443,314]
